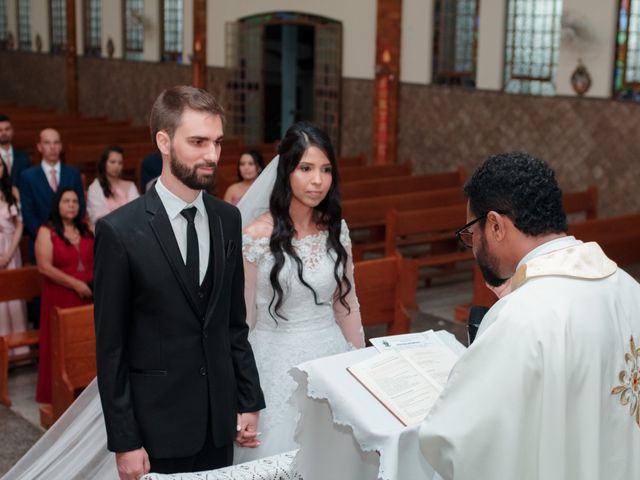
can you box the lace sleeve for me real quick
[334,220,365,349]
[242,234,269,330]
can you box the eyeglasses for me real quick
[455,210,510,249]
[455,214,487,249]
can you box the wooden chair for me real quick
[354,256,411,337]
[338,153,368,168]
[340,161,413,183]
[46,304,96,426]
[0,266,43,406]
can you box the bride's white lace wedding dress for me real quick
[234,219,364,463]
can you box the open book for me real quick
[347,331,460,426]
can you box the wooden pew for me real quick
[338,154,367,168]
[0,266,44,407]
[340,161,412,183]
[341,167,466,200]
[385,204,472,307]
[46,304,96,426]
[355,256,412,337]
[348,186,599,261]
[454,212,640,322]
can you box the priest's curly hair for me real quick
[464,152,567,236]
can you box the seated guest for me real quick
[223,150,264,205]
[0,158,28,355]
[139,149,162,193]
[35,187,93,404]
[86,145,139,226]
[20,128,85,261]
[0,114,31,189]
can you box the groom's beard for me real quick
[476,233,508,287]
[170,146,217,190]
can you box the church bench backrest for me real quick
[340,161,413,183]
[563,186,598,220]
[343,187,465,229]
[354,256,411,336]
[384,204,468,256]
[0,266,43,302]
[51,304,96,422]
[342,167,466,201]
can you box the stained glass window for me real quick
[162,0,183,62]
[17,0,31,51]
[0,0,7,50]
[432,0,478,87]
[504,0,562,95]
[614,0,640,100]
[50,0,67,54]
[124,0,144,60]
[84,0,101,56]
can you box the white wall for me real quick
[207,0,377,79]
[182,0,193,65]
[102,1,122,58]
[142,0,160,61]
[476,0,506,90]
[31,0,49,52]
[400,0,433,84]
[75,0,83,54]
[556,0,617,98]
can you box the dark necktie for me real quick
[180,207,199,288]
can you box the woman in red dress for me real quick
[35,187,94,404]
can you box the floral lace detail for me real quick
[242,234,270,264]
[611,335,640,428]
[242,219,351,271]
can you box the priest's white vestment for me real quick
[419,236,640,480]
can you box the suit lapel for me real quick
[146,187,201,317]
[203,195,225,329]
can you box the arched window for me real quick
[84,0,101,56]
[50,0,67,54]
[614,0,640,100]
[432,0,478,87]
[503,0,562,95]
[17,0,31,51]
[123,0,144,60]
[162,0,183,62]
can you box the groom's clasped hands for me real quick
[235,411,261,448]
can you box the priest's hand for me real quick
[486,277,512,299]
[115,447,150,480]
[235,411,261,448]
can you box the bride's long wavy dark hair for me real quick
[268,121,351,321]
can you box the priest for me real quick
[419,152,640,480]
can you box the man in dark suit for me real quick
[0,114,31,188]
[94,86,265,479]
[19,128,85,260]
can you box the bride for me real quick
[234,121,364,463]
[3,121,364,479]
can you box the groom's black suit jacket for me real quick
[94,186,265,458]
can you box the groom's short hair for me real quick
[149,85,225,146]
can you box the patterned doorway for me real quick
[226,12,342,150]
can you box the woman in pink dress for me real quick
[35,187,94,404]
[0,158,28,355]
[86,145,139,226]
[223,150,265,205]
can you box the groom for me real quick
[94,86,265,479]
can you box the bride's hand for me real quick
[235,411,261,448]
[115,447,150,480]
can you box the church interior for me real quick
[1,0,639,478]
